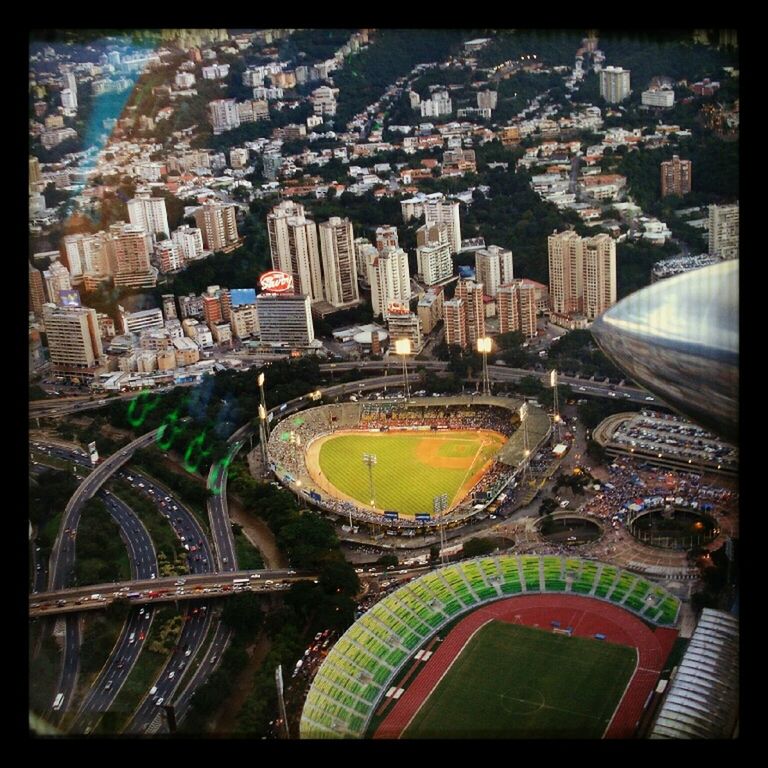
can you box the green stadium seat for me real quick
[607,571,636,603]
[594,565,619,598]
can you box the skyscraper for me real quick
[455,277,486,349]
[368,247,411,317]
[708,203,739,260]
[194,201,240,252]
[444,298,468,348]
[127,192,170,239]
[42,259,72,302]
[62,70,77,108]
[256,293,315,346]
[172,225,205,261]
[319,217,359,308]
[42,303,106,377]
[475,245,513,298]
[29,263,45,318]
[548,230,616,321]
[423,198,461,254]
[267,200,324,301]
[498,280,538,339]
[660,155,692,197]
[599,66,631,103]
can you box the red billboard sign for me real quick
[259,271,294,294]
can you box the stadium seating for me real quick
[300,554,681,739]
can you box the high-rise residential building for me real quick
[548,230,616,320]
[417,285,445,334]
[61,232,111,281]
[599,66,631,103]
[708,203,739,260]
[194,202,240,252]
[256,293,315,346]
[660,155,692,197]
[416,223,453,285]
[29,156,41,189]
[127,192,170,239]
[386,310,422,350]
[230,304,259,339]
[262,152,283,181]
[368,247,411,317]
[42,303,106,377]
[423,198,462,254]
[61,70,77,108]
[477,90,498,110]
[319,216,359,308]
[475,245,514,298]
[108,223,157,289]
[375,225,399,252]
[29,263,46,318]
[157,241,184,273]
[172,225,205,262]
[60,88,77,111]
[455,278,486,349]
[444,298,468,348]
[119,307,164,335]
[267,200,324,301]
[354,237,378,285]
[230,148,249,168]
[162,294,178,321]
[498,280,538,339]
[209,98,240,134]
[43,260,72,302]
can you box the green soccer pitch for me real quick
[315,431,505,517]
[403,621,637,739]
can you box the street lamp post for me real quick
[257,371,269,439]
[363,453,377,509]
[258,404,269,468]
[394,338,411,399]
[477,337,493,397]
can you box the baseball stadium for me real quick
[266,395,551,530]
[299,554,681,739]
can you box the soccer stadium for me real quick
[299,554,681,739]
[266,395,551,529]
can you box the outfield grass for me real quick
[404,621,636,739]
[316,431,505,517]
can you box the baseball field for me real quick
[311,430,506,517]
[403,621,637,739]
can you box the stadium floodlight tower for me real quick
[394,337,411,399]
[363,453,377,509]
[520,401,531,483]
[257,371,269,439]
[258,404,269,466]
[477,337,493,397]
[550,369,562,441]
[433,493,449,563]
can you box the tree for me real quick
[462,538,496,557]
[221,592,264,635]
[376,553,399,567]
[318,559,360,597]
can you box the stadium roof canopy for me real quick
[649,608,738,739]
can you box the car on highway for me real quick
[168,671,175,679]
[155,698,164,706]
[645,396,655,401]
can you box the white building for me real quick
[60,88,77,111]
[172,225,205,262]
[43,303,106,376]
[230,148,250,168]
[175,71,196,89]
[319,217,359,308]
[599,66,631,103]
[423,198,462,254]
[209,98,241,134]
[368,247,411,318]
[157,241,184,273]
[708,203,739,260]
[202,63,230,80]
[475,245,513,298]
[641,89,674,108]
[127,193,170,239]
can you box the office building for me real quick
[256,293,315,346]
[455,278,486,349]
[548,230,616,321]
[660,155,692,197]
[498,280,538,339]
[423,198,461,254]
[172,225,205,262]
[708,203,739,260]
[194,201,240,252]
[417,285,444,335]
[267,200,324,301]
[209,98,240,134]
[475,245,513,298]
[108,223,157,288]
[319,217,359,308]
[599,66,631,103]
[368,246,411,317]
[127,192,170,239]
[42,303,106,377]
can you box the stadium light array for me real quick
[395,338,412,399]
[477,337,492,397]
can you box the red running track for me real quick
[374,594,677,739]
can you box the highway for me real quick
[206,440,240,573]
